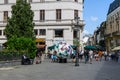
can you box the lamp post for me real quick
[74,17,80,66]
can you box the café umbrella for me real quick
[84,45,97,50]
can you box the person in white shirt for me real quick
[89,50,93,64]
[104,51,108,61]
[79,50,84,62]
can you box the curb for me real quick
[0,60,21,67]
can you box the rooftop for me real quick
[107,0,120,15]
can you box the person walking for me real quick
[35,48,42,64]
[104,51,108,61]
[89,50,93,64]
[84,49,89,64]
[71,48,76,63]
[79,50,84,62]
[98,50,103,61]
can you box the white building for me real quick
[0,0,84,49]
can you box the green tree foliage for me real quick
[7,36,35,51]
[4,0,36,58]
[73,39,80,46]
[7,36,36,58]
[5,0,35,39]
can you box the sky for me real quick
[83,0,114,35]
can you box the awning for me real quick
[96,45,106,51]
[37,44,45,47]
[36,38,45,42]
[47,45,55,50]
[84,45,97,50]
[111,46,120,51]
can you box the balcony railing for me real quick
[0,19,85,28]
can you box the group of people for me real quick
[71,46,109,64]
[71,49,94,64]
[108,50,120,62]
[47,46,108,64]
[21,46,120,65]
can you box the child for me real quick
[51,51,57,62]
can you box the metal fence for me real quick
[0,52,23,61]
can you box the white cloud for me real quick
[83,37,89,43]
[83,30,89,35]
[90,16,98,22]
[82,30,90,43]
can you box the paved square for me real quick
[0,59,120,80]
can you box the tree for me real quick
[5,0,35,39]
[73,39,80,46]
[4,0,36,58]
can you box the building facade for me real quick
[0,0,84,49]
[93,21,106,50]
[106,0,120,51]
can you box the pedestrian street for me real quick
[0,59,120,80]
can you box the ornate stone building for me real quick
[0,0,84,49]
[106,0,120,51]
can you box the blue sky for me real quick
[83,0,114,35]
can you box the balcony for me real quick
[34,19,85,27]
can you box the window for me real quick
[40,10,45,21]
[73,30,77,38]
[34,29,38,35]
[56,9,61,21]
[74,10,78,18]
[3,30,5,35]
[39,29,46,35]
[55,29,63,37]
[3,11,8,22]
[75,0,78,2]
[0,30,2,36]
[4,0,8,4]
[40,0,45,2]
[29,0,32,3]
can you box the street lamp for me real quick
[74,16,80,66]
